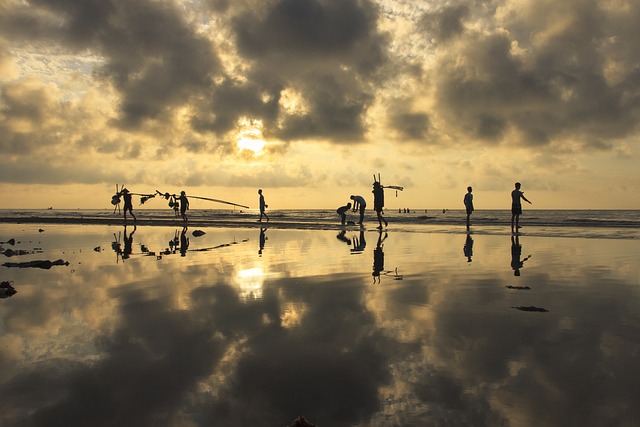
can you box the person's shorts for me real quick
[466,206,473,215]
[511,204,522,215]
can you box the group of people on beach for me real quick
[463,182,532,232]
[115,180,532,232]
[335,180,388,229]
[117,188,189,224]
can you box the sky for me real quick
[0,0,639,210]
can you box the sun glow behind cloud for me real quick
[236,118,267,155]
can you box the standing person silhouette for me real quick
[258,189,269,222]
[464,186,474,229]
[511,182,532,232]
[178,191,189,224]
[350,195,366,225]
[372,181,388,228]
[121,188,136,224]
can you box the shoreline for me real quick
[1,216,638,241]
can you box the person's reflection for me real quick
[111,230,122,260]
[511,234,531,276]
[122,225,136,260]
[350,229,366,254]
[169,230,180,254]
[336,230,352,245]
[259,227,268,255]
[180,226,189,257]
[463,233,473,262]
[372,231,387,283]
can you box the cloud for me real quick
[425,0,640,150]
[231,0,389,142]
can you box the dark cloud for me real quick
[388,111,430,140]
[429,0,640,150]
[232,0,389,142]
[1,0,222,130]
[190,79,281,136]
[418,4,470,42]
[274,72,375,142]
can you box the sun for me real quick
[237,136,267,154]
[236,117,267,154]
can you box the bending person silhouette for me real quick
[337,202,351,225]
[350,195,366,225]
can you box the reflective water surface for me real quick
[1,224,639,426]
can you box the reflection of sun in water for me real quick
[236,117,267,155]
[236,267,264,300]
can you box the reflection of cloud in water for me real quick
[1,225,639,426]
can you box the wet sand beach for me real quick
[1,218,639,426]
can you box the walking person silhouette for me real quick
[258,189,269,222]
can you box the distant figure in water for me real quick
[372,181,388,228]
[511,182,532,232]
[179,191,189,223]
[336,202,351,225]
[350,195,366,225]
[464,186,474,229]
[511,235,531,276]
[120,188,136,223]
[258,189,269,222]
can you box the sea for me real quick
[1,208,638,238]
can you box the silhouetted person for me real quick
[258,189,269,222]
[122,225,136,260]
[373,181,388,228]
[464,186,474,229]
[372,231,387,283]
[180,227,189,256]
[350,194,366,225]
[121,188,136,223]
[511,235,531,276]
[178,191,189,223]
[337,202,351,225]
[259,227,267,255]
[463,233,473,262]
[511,182,532,232]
